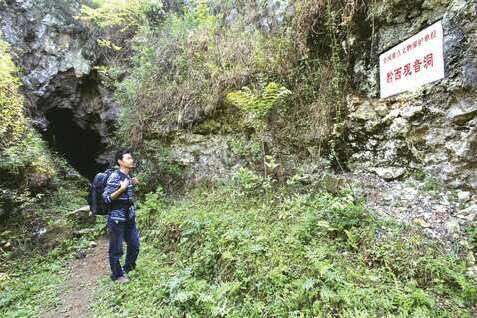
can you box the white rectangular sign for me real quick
[379,20,445,99]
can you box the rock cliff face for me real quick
[162,1,477,209]
[347,0,477,191]
[157,0,477,238]
[0,0,117,178]
[1,0,476,197]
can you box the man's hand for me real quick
[119,179,129,191]
[110,178,136,201]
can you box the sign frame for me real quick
[379,20,445,99]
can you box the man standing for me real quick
[103,149,140,283]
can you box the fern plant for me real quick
[226,82,291,119]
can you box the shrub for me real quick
[0,40,27,151]
[91,181,477,317]
[0,39,58,222]
[79,0,164,30]
[103,0,371,172]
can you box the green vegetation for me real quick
[0,39,106,318]
[0,37,93,228]
[0,39,29,152]
[227,135,263,162]
[0,39,61,223]
[132,140,186,195]
[226,82,292,135]
[0,258,67,317]
[0,184,107,317]
[80,0,164,29]
[226,83,292,118]
[0,40,27,151]
[89,178,476,317]
[2,1,475,317]
[80,0,369,171]
[0,223,106,317]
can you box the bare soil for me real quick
[40,236,109,318]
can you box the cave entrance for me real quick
[44,108,108,180]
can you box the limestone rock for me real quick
[73,228,96,238]
[0,0,118,176]
[414,218,432,228]
[388,117,409,137]
[457,191,471,203]
[456,204,477,221]
[170,134,244,184]
[68,205,94,224]
[352,102,378,122]
[401,105,424,119]
[346,0,477,190]
[447,98,477,124]
[467,266,477,280]
[445,218,460,234]
[371,167,406,181]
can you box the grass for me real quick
[84,0,360,168]
[1,176,475,317]
[0,183,107,317]
[0,228,107,317]
[0,224,107,318]
[0,258,68,317]
[89,180,476,317]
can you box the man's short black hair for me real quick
[115,148,133,165]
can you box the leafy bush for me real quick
[80,0,164,30]
[0,40,27,151]
[0,39,86,227]
[0,39,62,222]
[0,131,55,179]
[226,82,291,136]
[232,167,271,197]
[130,139,185,196]
[91,182,476,317]
[227,135,263,161]
[78,0,377,186]
[94,0,375,174]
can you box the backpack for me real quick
[87,169,116,216]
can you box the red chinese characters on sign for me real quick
[424,53,433,68]
[380,20,444,98]
[387,72,393,83]
[403,63,411,77]
[384,54,435,83]
[414,58,422,73]
[394,67,402,80]
[382,29,439,64]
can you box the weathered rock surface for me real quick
[347,0,477,192]
[0,0,475,247]
[67,205,95,224]
[170,133,245,185]
[351,172,472,241]
[0,0,117,177]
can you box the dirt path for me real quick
[41,236,109,318]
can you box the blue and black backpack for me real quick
[87,169,115,216]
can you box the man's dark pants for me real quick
[107,217,140,280]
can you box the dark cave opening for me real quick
[44,108,108,180]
